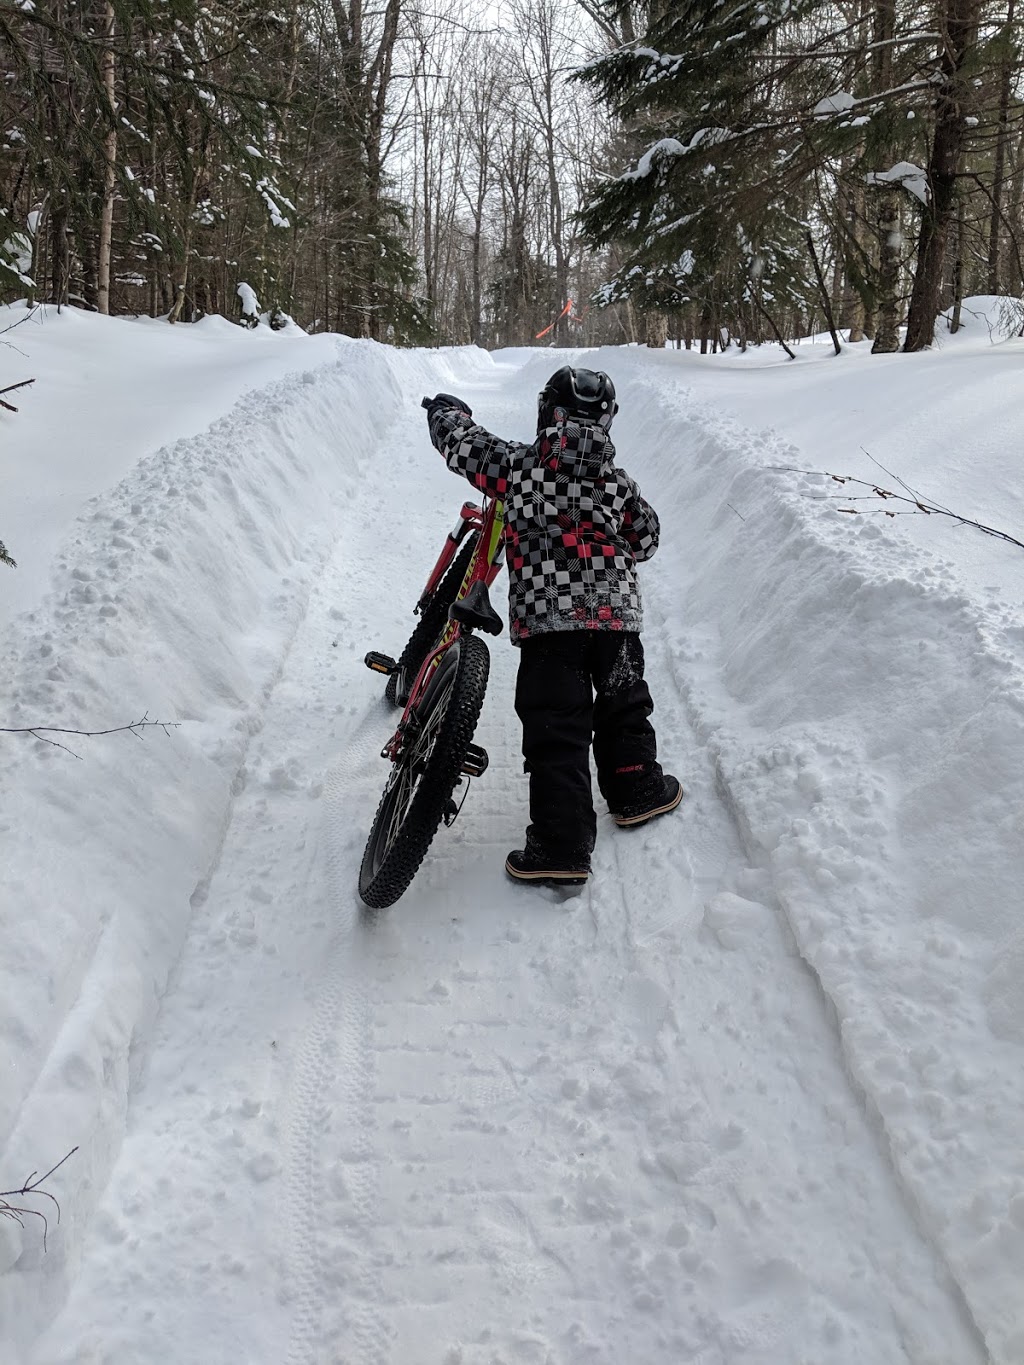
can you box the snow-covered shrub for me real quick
[236,281,260,329]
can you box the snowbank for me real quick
[0,324,491,1340]
[598,346,1024,1363]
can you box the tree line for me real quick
[1,0,1022,352]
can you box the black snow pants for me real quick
[514,630,663,864]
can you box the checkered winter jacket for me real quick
[428,403,660,645]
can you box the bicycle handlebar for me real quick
[421,395,431,410]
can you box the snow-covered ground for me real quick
[2,300,1023,1364]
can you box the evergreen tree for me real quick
[574,0,1000,349]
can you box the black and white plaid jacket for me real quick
[428,403,660,645]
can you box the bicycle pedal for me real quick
[461,743,488,777]
[364,651,397,675]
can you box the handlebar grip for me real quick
[421,395,432,410]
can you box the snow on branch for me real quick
[620,138,686,181]
[865,162,929,205]
[813,91,856,117]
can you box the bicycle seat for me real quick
[449,580,503,636]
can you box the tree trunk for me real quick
[96,2,117,316]
[869,0,900,352]
[950,198,965,333]
[904,0,981,352]
[871,186,901,352]
[986,0,1015,293]
[167,219,193,323]
[644,311,668,348]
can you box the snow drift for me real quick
[0,316,490,1341]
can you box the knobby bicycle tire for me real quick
[359,634,490,909]
[385,534,480,706]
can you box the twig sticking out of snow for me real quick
[0,377,34,412]
[767,456,1024,552]
[0,712,181,759]
[0,1147,78,1252]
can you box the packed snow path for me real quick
[25,359,989,1365]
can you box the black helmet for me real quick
[538,366,617,431]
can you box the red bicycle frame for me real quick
[383,496,506,762]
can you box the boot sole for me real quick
[504,858,589,887]
[612,783,684,828]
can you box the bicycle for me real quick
[359,397,506,909]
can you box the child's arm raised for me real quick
[425,396,522,499]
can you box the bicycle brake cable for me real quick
[443,777,472,828]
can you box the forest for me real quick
[1,0,1022,353]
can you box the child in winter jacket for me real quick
[426,366,681,887]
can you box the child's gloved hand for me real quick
[426,392,472,419]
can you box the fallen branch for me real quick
[750,292,796,360]
[0,1147,78,1253]
[806,230,842,356]
[767,457,1024,552]
[0,378,35,412]
[1,712,181,759]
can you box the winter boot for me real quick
[611,774,683,828]
[505,840,590,888]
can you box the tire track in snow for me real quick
[282,657,394,1359]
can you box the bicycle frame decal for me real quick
[483,499,505,575]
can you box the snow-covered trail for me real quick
[33,360,983,1365]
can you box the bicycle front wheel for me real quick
[385,533,479,706]
[359,634,490,909]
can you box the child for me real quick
[426,366,680,888]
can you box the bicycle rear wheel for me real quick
[359,634,490,908]
[385,533,479,706]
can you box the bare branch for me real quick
[767,467,1024,551]
[0,378,35,412]
[0,1147,78,1253]
[1,713,182,759]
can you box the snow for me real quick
[866,161,930,205]
[813,90,855,116]
[621,138,685,181]
[2,301,1024,1363]
[236,280,260,318]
